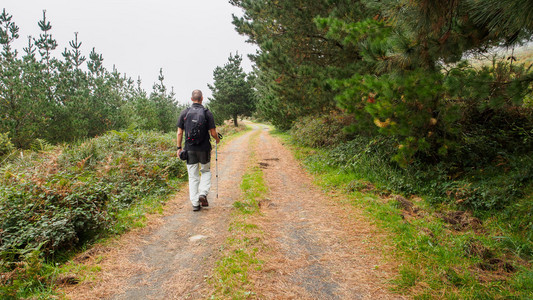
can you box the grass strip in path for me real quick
[209,131,266,299]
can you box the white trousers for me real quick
[187,162,211,206]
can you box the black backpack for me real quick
[184,106,209,145]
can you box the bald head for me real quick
[191,89,203,102]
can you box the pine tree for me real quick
[87,47,104,76]
[230,0,370,129]
[34,10,57,65]
[149,68,179,132]
[1,10,50,147]
[0,9,33,147]
[0,9,19,60]
[208,53,256,127]
[63,32,86,69]
[233,0,532,165]
[21,34,50,144]
[317,0,533,164]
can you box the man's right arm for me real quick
[210,128,220,144]
[177,127,184,156]
[207,110,220,144]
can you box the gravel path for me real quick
[61,123,402,299]
[63,127,256,299]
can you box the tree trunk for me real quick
[233,115,239,127]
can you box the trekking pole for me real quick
[216,133,223,199]
[216,141,218,199]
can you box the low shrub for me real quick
[301,133,533,239]
[0,244,58,299]
[290,112,355,148]
[326,136,531,207]
[217,122,249,138]
[0,133,14,158]
[0,130,185,258]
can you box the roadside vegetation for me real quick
[274,127,533,299]
[0,130,185,299]
[210,132,266,299]
[0,120,247,299]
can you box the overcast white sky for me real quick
[2,0,257,105]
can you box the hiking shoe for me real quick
[199,195,209,207]
[192,205,201,211]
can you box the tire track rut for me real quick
[63,127,257,299]
[251,129,403,299]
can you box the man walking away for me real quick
[177,89,220,211]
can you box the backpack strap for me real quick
[183,107,192,121]
[203,107,209,122]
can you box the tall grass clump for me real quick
[0,130,185,298]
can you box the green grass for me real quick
[110,177,180,235]
[272,130,533,299]
[210,133,266,299]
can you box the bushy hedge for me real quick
[314,134,533,212]
[217,122,249,138]
[290,112,355,148]
[290,105,533,213]
[0,130,185,257]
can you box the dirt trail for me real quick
[63,126,256,299]
[249,129,402,299]
[61,123,401,299]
